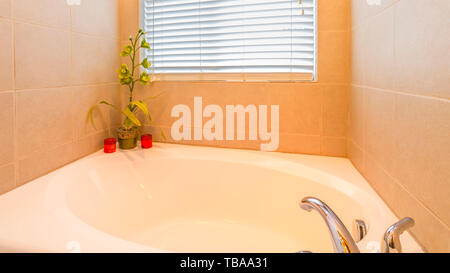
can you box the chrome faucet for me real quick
[381,217,415,253]
[300,197,360,253]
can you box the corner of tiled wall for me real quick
[350,0,450,252]
[0,0,122,195]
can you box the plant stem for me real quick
[128,30,142,109]
[127,30,144,115]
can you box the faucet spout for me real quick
[300,197,360,253]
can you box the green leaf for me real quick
[138,72,150,85]
[118,64,130,78]
[123,107,142,127]
[159,127,167,140]
[141,39,150,49]
[123,118,134,129]
[143,92,164,101]
[130,100,152,123]
[120,45,133,57]
[99,101,120,112]
[87,105,98,129]
[141,58,151,69]
[119,77,132,85]
[99,101,141,127]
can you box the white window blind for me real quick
[141,0,316,81]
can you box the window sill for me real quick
[150,73,316,83]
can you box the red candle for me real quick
[104,138,117,153]
[141,134,152,149]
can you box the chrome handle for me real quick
[300,197,360,253]
[381,217,415,253]
[353,219,368,242]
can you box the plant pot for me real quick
[117,126,138,150]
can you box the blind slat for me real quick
[152,52,315,59]
[142,0,316,78]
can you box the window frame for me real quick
[139,0,318,83]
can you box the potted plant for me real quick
[88,29,164,149]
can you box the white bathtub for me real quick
[0,143,422,253]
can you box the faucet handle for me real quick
[381,217,415,253]
[352,219,368,242]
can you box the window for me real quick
[141,0,316,81]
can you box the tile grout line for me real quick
[392,3,397,100]
[70,6,76,148]
[319,85,324,155]
[10,18,121,40]
[11,0,18,188]
[10,82,353,94]
[14,82,120,93]
[351,84,450,103]
[351,0,400,31]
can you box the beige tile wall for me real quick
[119,0,351,156]
[0,0,121,194]
[350,0,450,252]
